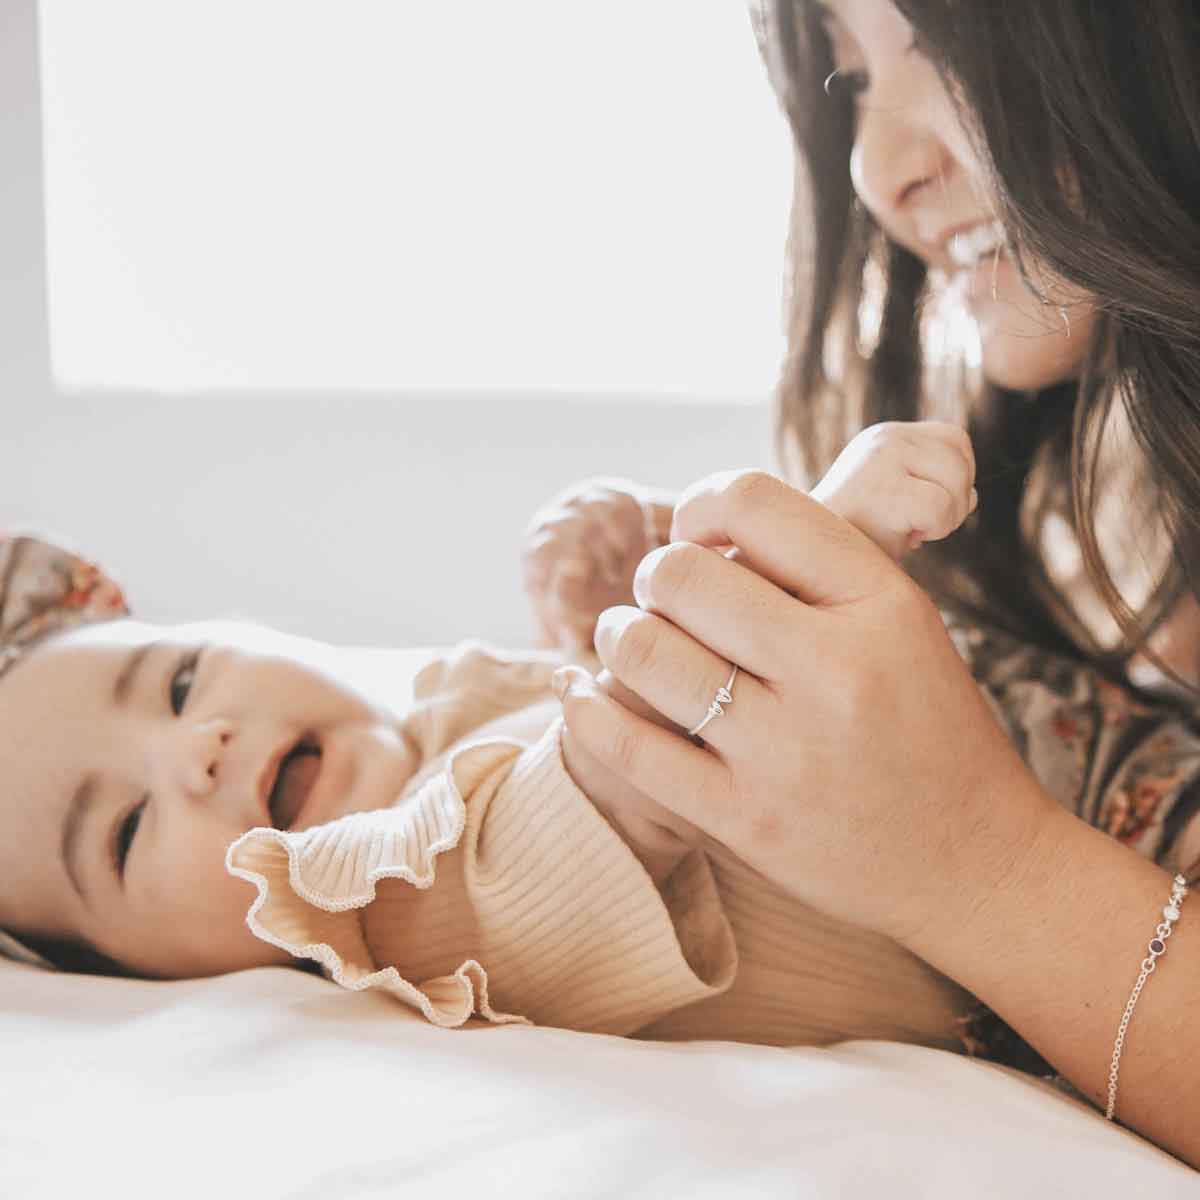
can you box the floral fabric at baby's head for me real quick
[0,533,129,680]
[0,532,130,967]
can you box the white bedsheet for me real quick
[1,961,1194,1197]
[2,645,1194,1196]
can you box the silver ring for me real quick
[687,664,739,739]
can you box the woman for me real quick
[524,0,1200,1169]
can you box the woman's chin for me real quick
[973,295,1096,392]
[978,328,1090,392]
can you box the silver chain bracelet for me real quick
[1105,872,1188,1121]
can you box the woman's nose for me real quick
[849,104,953,243]
[170,718,235,797]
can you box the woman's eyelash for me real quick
[169,649,202,715]
[114,795,147,878]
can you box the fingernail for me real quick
[969,487,979,513]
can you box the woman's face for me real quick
[0,619,419,979]
[818,0,1098,390]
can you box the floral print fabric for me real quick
[942,614,1200,1075]
[0,533,129,681]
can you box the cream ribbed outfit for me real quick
[226,642,972,1049]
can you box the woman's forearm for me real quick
[904,791,1200,1169]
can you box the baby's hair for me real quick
[12,928,326,981]
[15,930,134,978]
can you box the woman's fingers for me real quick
[670,469,898,608]
[559,717,705,852]
[625,542,796,683]
[592,605,769,754]
[555,667,738,847]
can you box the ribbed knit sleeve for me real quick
[226,718,736,1036]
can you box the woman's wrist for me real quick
[894,773,1069,965]
[878,745,1061,954]
[903,794,1200,1166]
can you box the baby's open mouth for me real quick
[267,736,322,831]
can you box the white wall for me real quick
[1,2,772,649]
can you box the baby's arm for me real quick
[810,420,977,561]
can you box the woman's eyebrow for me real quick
[112,640,159,706]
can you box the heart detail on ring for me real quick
[715,686,732,705]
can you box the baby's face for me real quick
[0,619,418,978]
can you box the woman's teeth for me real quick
[947,219,1007,269]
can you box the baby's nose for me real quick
[177,718,235,795]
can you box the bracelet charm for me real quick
[1106,873,1188,1122]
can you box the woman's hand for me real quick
[522,478,674,652]
[558,669,704,889]
[554,469,1059,948]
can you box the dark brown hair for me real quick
[10,930,325,980]
[13,931,135,977]
[751,1,1200,895]
[750,1,1200,694]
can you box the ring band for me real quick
[688,664,739,739]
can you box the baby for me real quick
[0,420,980,1052]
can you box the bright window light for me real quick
[38,1,793,397]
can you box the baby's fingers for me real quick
[904,475,977,549]
[896,439,977,531]
[904,421,976,487]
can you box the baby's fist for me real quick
[522,478,672,652]
[811,420,977,561]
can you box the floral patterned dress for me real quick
[942,613,1200,1078]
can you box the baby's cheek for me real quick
[125,838,293,978]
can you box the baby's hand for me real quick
[522,478,674,652]
[558,668,702,889]
[810,420,977,561]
